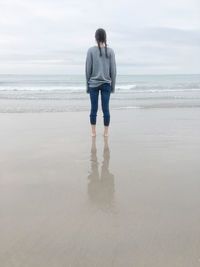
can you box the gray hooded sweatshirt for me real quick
[85,45,116,93]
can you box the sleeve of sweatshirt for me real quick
[110,49,117,93]
[85,48,92,93]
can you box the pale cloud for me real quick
[0,0,199,74]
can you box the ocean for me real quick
[0,74,200,112]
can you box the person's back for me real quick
[85,28,117,137]
[86,45,116,94]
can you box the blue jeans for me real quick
[89,83,111,126]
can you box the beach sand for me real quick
[0,108,200,267]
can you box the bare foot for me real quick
[104,126,109,137]
[91,124,96,137]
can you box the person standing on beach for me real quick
[85,28,117,137]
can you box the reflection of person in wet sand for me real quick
[88,137,115,211]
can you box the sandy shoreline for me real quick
[0,108,200,267]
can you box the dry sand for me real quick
[0,108,200,267]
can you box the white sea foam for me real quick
[0,74,200,112]
[114,106,141,109]
[1,86,200,93]
[116,84,137,90]
[0,86,86,91]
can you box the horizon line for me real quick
[0,73,200,76]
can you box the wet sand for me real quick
[0,108,200,267]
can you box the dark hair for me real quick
[95,28,109,58]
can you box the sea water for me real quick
[0,74,200,112]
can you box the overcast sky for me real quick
[0,0,199,74]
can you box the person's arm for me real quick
[85,48,92,93]
[110,49,117,93]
